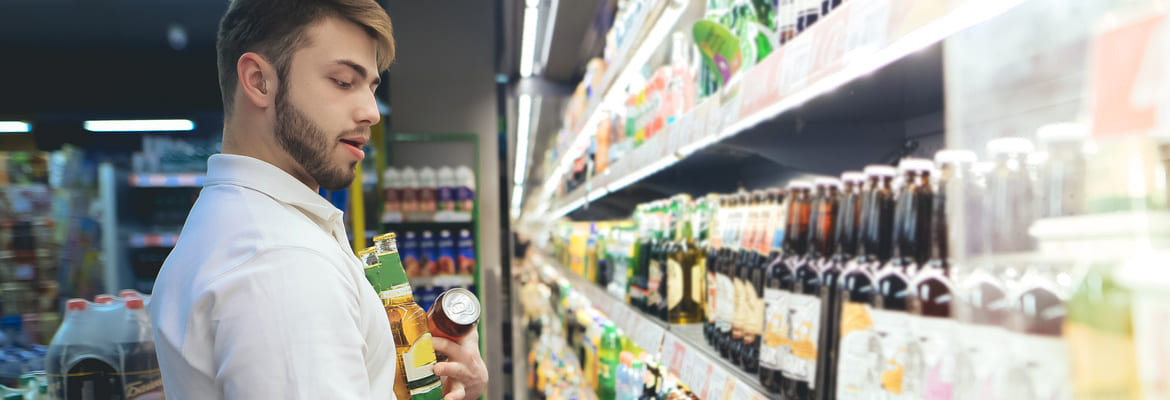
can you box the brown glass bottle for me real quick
[905,151,972,398]
[783,178,840,400]
[715,195,743,358]
[759,181,812,392]
[704,194,725,345]
[667,195,704,324]
[830,165,896,400]
[740,190,772,372]
[815,171,864,398]
[872,159,933,399]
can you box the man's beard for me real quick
[274,85,357,191]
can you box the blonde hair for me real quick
[216,0,395,115]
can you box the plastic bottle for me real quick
[46,299,120,400]
[437,166,456,213]
[598,323,621,400]
[400,167,420,214]
[418,167,438,214]
[114,297,163,399]
[382,167,402,218]
[454,166,476,214]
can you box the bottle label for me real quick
[118,341,165,399]
[1006,331,1070,400]
[953,324,1008,400]
[404,333,443,400]
[648,259,662,306]
[746,283,765,337]
[906,316,955,399]
[872,309,911,399]
[717,274,735,331]
[1065,320,1139,399]
[780,293,821,385]
[667,259,684,308]
[836,301,878,399]
[760,288,791,369]
[692,259,706,305]
[731,277,748,338]
[706,269,718,321]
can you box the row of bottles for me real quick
[548,126,1170,399]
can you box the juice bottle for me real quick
[814,171,864,397]
[872,158,933,399]
[785,178,840,400]
[831,165,896,400]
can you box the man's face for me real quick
[274,16,382,191]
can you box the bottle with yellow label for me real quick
[364,233,444,400]
[667,194,704,324]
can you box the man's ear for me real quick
[237,52,277,109]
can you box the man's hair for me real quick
[216,0,395,116]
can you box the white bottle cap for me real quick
[897,158,935,173]
[787,180,813,190]
[840,171,866,184]
[383,168,401,188]
[863,165,897,178]
[814,177,842,189]
[418,167,438,188]
[1037,122,1089,143]
[934,149,977,165]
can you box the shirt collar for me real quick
[204,154,343,227]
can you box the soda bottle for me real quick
[830,165,896,400]
[598,323,621,400]
[115,296,164,399]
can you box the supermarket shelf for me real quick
[129,233,180,248]
[541,0,690,199]
[129,173,205,188]
[542,0,1026,219]
[533,251,777,400]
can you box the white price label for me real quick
[781,34,813,94]
[720,93,742,132]
[705,368,732,400]
[681,346,707,390]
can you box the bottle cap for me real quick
[814,177,842,189]
[786,180,812,190]
[620,351,634,366]
[374,232,397,241]
[987,137,1035,155]
[841,171,865,184]
[94,294,116,304]
[1027,151,1049,166]
[125,297,145,310]
[118,289,141,298]
[66,299,87,311]
[897,158,935,173]
[934,149,977,165]
[863,165,897,178]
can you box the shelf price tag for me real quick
[1089,12,1166,136]
[780,33,814,96]
[660,332,688,376]
[738,52,785,121]
[809,2,851,82]
[707,368,733,400]
[680,343,709,391]
[719,87,743,135]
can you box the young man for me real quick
[149,1,489,398]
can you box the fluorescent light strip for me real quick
[514,94,534,186]
[540,0,689,203]
[519,5,540,77]
[511,184,525,210]
[540,0,560,68]
[0,121,31,133]
[85,119,195,132]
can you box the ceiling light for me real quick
[514,94,533,186]
[84,119,195,132]
[0,121,31,133]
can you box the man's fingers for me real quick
[432,336,458,358]
[434,361,473,381]
[443,382,466,400]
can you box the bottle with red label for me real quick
[759,181,812,392]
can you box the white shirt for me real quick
[150,154,397,399]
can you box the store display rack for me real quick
[533,251,776,400]
[541,0,1025,219]
[128,233,180,249]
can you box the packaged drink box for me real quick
[401,231,421,277]
[420,231,438,277]
[437,230,457,275]
[457,229,476,275]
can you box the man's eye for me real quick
[334,79,352,89]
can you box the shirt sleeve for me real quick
[206,246,373,400]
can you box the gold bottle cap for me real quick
[374,232,397,241]
[358,247,379,266]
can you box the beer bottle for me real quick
[814,171,864,397]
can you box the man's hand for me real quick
[432,328,488,400]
